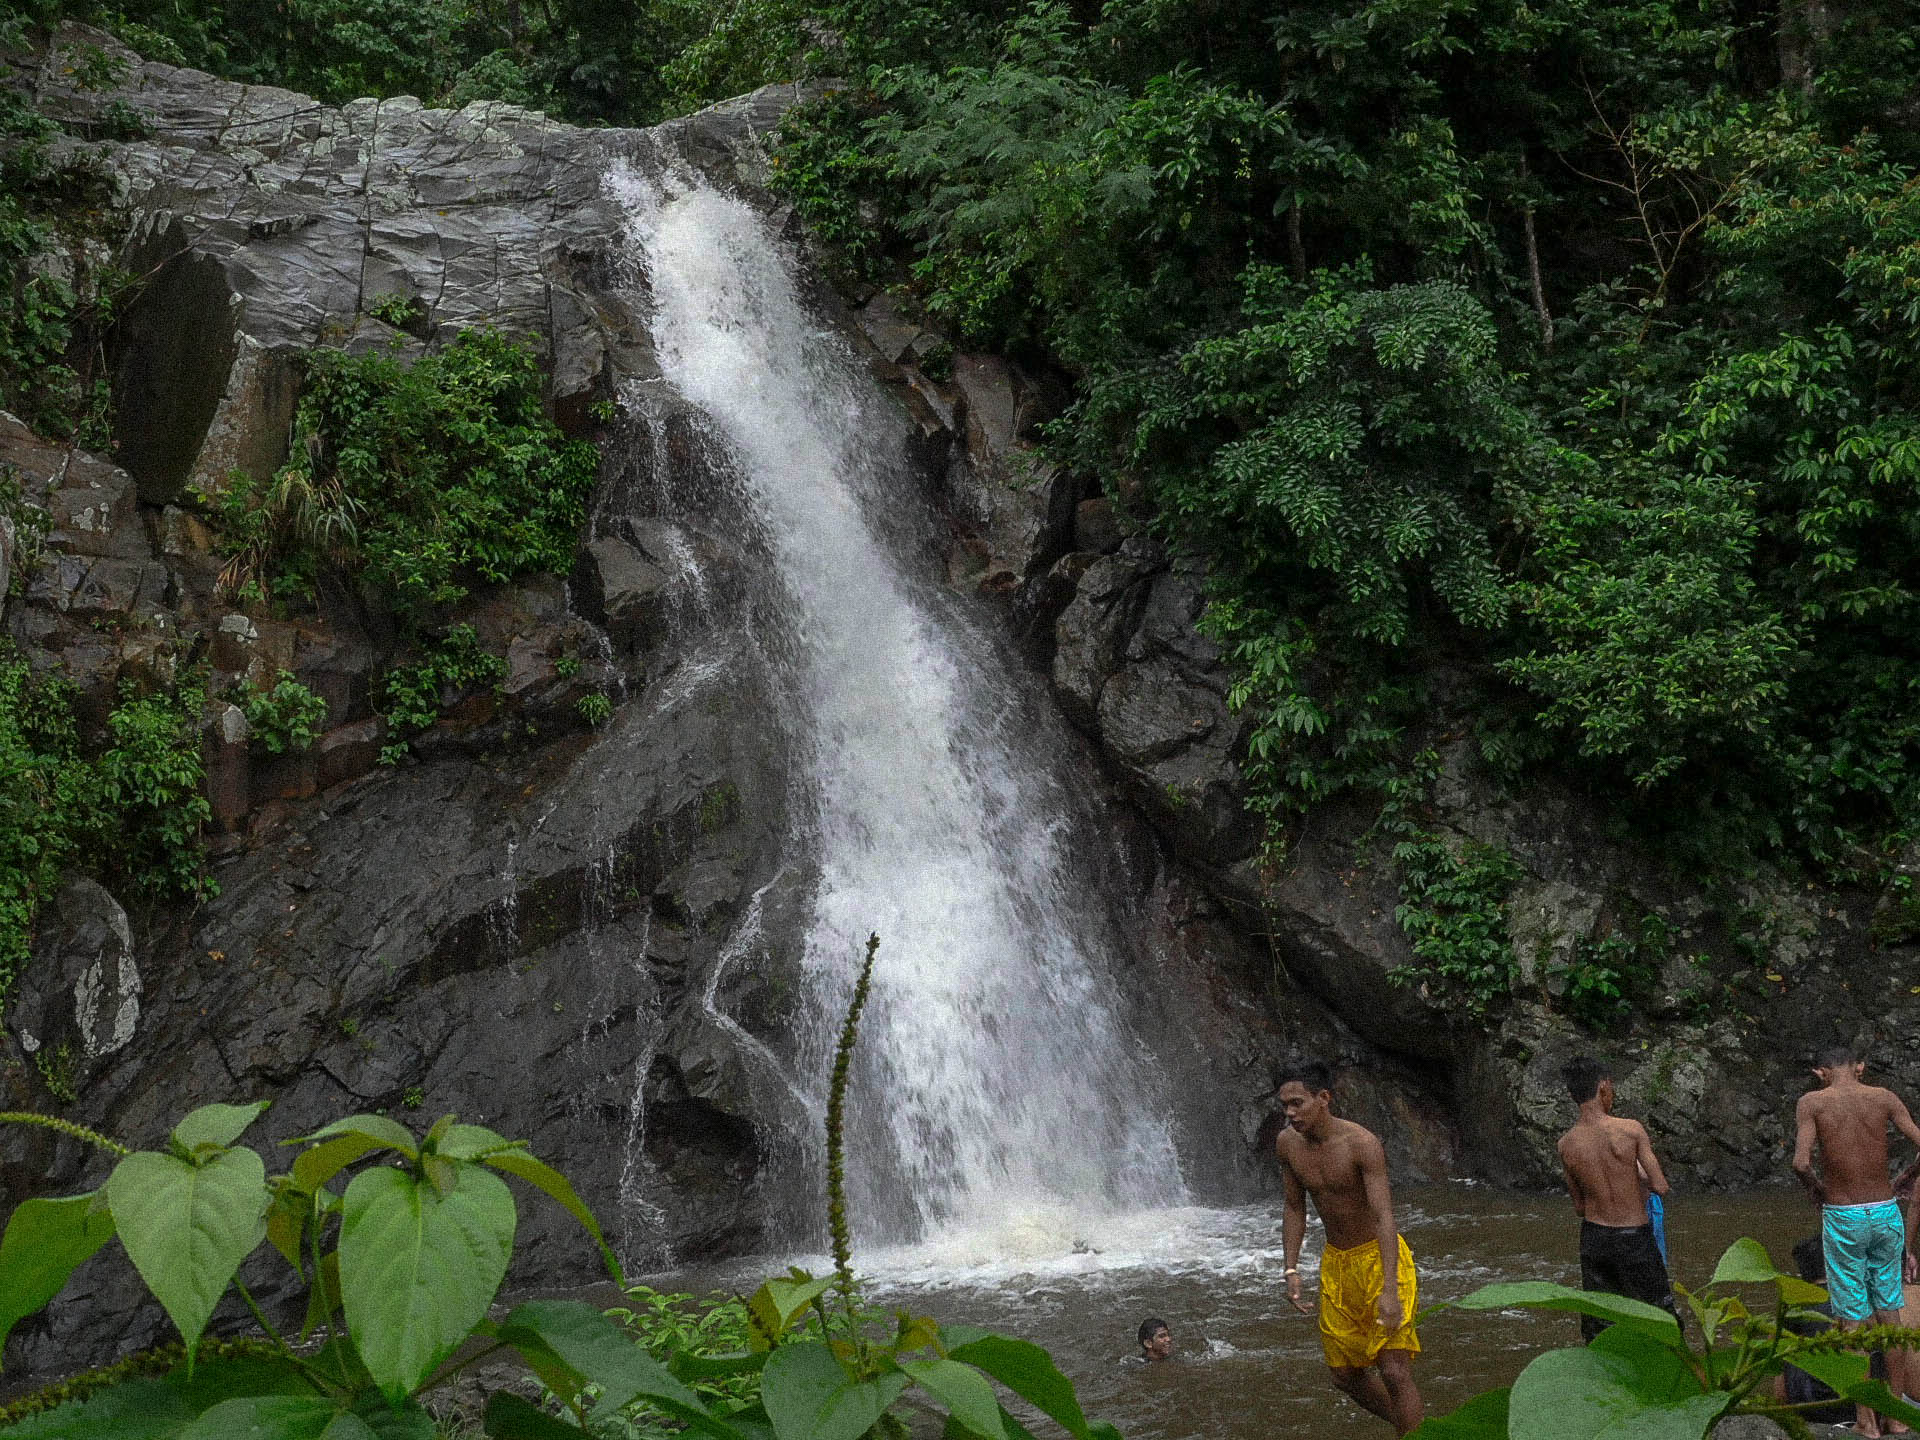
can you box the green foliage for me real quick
[0,1102,628,1429]
[1418,1238,1920,1438]
[1547,913,1670,1031]
[1389,834,1524,1021]
[575,692,612,728]
[775,0,1920,891]
[236,671,329,754]
[3,0,797,126]
[93,680,214,902]
[378,625,510,764]
[0,942,1126,1440]
[30,1043,77,1103]
[0,52,126,446]
[203,331,598,621]
[0,661,211,1012]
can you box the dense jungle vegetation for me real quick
[758,0,1920,891]
[5,0,1919,925]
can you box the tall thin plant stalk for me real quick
[824,934,879,1343]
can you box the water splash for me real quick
[607,157,1185,1249]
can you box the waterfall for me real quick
[607,159,1187,1251]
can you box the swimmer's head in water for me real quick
[1138,1317,1172,1360]
[1562,1055,1612,1105]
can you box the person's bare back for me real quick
[1558,1114,1662,1228]
[1795,1080,1920,1206]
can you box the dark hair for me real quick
[1562,1056,1611,1103]
[1277,1059,1334,1096]
[1815,1044,1857,1070]
[1137,1317,1168,1348]
[1792,1235,1825,1284]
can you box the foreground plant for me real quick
[0,934,1125,1440]
[1412,1237,1920,1439]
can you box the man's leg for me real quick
[1841,1317,1889,1437]
[1328,1365,1398,1424]
[1377,1347,1425,1436]
[1874,1307,1913,1433]
[1578,1228,1609,1343]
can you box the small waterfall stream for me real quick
[606,158,1188,1252]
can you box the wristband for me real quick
[1285,1266,1299,1275]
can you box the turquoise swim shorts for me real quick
[1822,1199,1906,1321]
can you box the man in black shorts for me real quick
[1556,1056,1677,1340]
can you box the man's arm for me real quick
[1359,1134,1404,1332]
[1792,1094,1824,1204]
[1633,1122,1670,1198]
[1887,1095,1920,1195]
[1280,1148,1312,1315]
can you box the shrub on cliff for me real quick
[201,329,599,623]
[0,662,211,1014]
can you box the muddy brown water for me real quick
[650,1186,1816,1439]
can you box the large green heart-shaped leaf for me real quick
[1445,1281,1683,1340]
[897,1357,1006,1440]
[945,1331,1093,1440]
[355,1398,436,1440]
[1705,1237,1827,1304]
[1791,1350,1920,1430]
[481,1392,581,1440]
[761,1341,909,1440]
[106,1147,269,1350]
[480,1149,618,1281]
[176,1396,353,1440]
[1509,1333,1727,1440]
[166,1353,319,1411]
[339,1162,515,1400]
[0,1191,116,1348]
[172,1103,270,1155]
[745,1272,835,1349]
[1407,1388,1510,1439]
[496,1299,704,1416]
[294,1116,419,1163]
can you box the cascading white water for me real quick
[608,159,1186,1249]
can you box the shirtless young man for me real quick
[1793,1044,1920,1437]
[1556,1056,1677,1340]
[1275,1059,1424,1436]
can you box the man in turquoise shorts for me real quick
[1793,1044,1920,1437]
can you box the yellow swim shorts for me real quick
[1318,1234,1420,1369]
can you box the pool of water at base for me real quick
[642,1185,1815,1440]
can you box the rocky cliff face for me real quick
[850,246,1920,1201]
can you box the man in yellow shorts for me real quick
[1276,1059,1424,1435]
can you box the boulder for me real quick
[1072,497,1125,554]
[1051,546,1160,731]
[313,718,385,789]
[575,536,669,654]
[8,880,142,1098]
[202,701,251,832]
[856,292,923,365]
